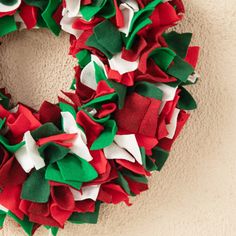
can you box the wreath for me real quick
[0,0,199,235]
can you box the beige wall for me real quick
[0,0,236,235]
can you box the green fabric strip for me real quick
[38,142,70,165]
[129,0,162,33]
[134,81,163,100]
[150,47,176,71]
[177,86,197,110]
[23,0,49,10]
[0,91,10,109]
[51,227,59,236]
[94,61,107,84]
[167,56,194,82]
[163,31,192,58]
[50,227,59,236]
[21,168,50,203]
[0,0,17,5]
[45,226,59,236]
[107,80,127,109]
[82,93,117,109]
[31,123,62,141]
[0,16,17,37]
[94,20,122,55]
[86,20,122,58]
[126,18,152,50]
[36,10,48,28]
[70,79,76,90]
[45,163,82,190]
[76,50,91,68]
[80,0,107,21]
[0,118,6,130]
[90,119,117,150]
[0,210,6,228]
[86,34,113,59]
[59,102,77,119]
[98,0,115,19]
[122,169,148,184]
[151,147,169,171]
[57,153,98,182]
[0,135,24,153]
[41,0,62,36]
[125,0,162,49]
[116,172,132,195]
[68,202,101,224]
[140,147,157,171]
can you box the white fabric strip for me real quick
[81,55,107,90]
[122,0,139,11]
[9,104,19,113]
[61,112,93,161]
[70,185,100,201]
[119,3,135,36]
[156,83,178,102]
[48,229,53,236]
[64,0,81,17]
[108,52,139,74]
[88,108,97,116]
[114,134,142,164]
[166,108,180,139]
[0,204,8,212]
[156,83,178,113]
[60,12,82,38]
[15,131,45,173]
[104,142,135,162]
[0,0,21,13]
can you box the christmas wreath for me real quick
[0,0,200,235]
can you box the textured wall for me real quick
[0,0,236,235]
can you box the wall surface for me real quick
[0,0,236,235]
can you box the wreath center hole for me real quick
[0,29,76,109]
